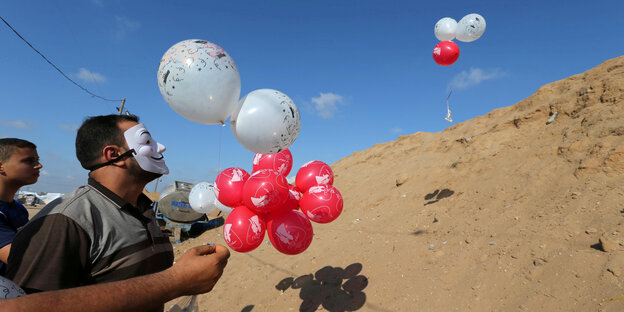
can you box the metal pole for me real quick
[153,178,161,193]
[118,98,126,115]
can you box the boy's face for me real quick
[0,147,42,186]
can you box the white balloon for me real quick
[189,182,217,214]
[230,89,301,154]
[434,17,458,41]
[157,39,241,125]
[214,198,234,214]
[455,13,486,42]
[0,276,26,299]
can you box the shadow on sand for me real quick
[424,188,455,206]
[275,263,368,312]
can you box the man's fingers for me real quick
[188,244,216,256]
[213,244,231,260]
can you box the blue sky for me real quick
[1,0,623,193]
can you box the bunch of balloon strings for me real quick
[445,90,453,123]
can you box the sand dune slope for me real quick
[172,55,624,312]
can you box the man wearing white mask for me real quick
[6,115,222,312]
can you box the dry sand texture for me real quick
[169,56,624,312]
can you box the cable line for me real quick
[0,15,122,103]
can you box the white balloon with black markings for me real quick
[455,13,486,42]
[189,182,217,214]
[434,17,458,41]
[157,39,241,125]
[230,89,301,154]
[0,276,26,299]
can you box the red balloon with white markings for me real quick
[432,41,460,66]
[295,161,334,193]
[214,167,250,208]
[223,206,266,252]
[267,209,313,255]
[283,184,302,211]
[242,169,289,215]
[252,149,293,176]
[300,185,343,223]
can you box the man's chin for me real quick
[142,171,163,182]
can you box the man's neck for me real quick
[0,181,20,202]
[90,174,145,206]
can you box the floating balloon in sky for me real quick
[231,89,301,154]
[434,17,458,41]
[157,39,241,124]
[455,13,486,42]
[433,41,460,66]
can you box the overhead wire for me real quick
[0,15,123,103]
[50,3,120,114]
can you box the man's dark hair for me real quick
[0,138,37,162]
[75,114,139,169]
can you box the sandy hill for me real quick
[172,55,624,312]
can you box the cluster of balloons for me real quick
[189,149,343,255]
[157,39,301,154]
[432,14,486,66]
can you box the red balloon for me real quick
[283,184,302,211]
[267,209,313,255]
[242,169,290,215]
[214,167,250,208]
[300,185,343,223]
[253,149,293,177]
[223,206,266,252]
[295,161,334,193]
[433,41,460,66]
[263,184,302,218]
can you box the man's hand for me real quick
[168,244,230,296]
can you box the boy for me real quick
[0,138,42,275]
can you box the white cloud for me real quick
[90,0,103,6]
[391,127,403,134]
[75,68,107,83]
[310,92,345,118]
[41,170,49,176]
[449,68,505,90]
[0,120,32,129]
[115,15,141,39]
[59,124,79,132]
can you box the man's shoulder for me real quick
[32,185,106,222]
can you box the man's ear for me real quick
[102,146,127,168]
[0,161,5,175]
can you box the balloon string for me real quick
[445,89,453,123]
[217,122,224,173]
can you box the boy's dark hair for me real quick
[75,114,139,169]
[0,138,37,162]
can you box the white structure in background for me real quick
[15,190,63,206]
